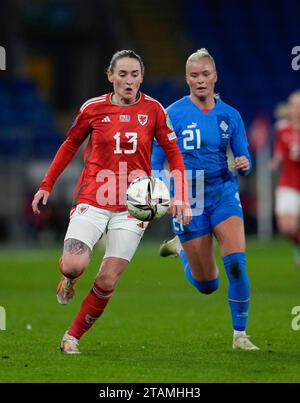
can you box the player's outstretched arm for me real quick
[32,190,50,215]
[32,106,91,215]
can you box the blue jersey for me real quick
[151,96,252,239]
[152,96,251,184]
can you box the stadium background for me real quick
[1,0,300,383]
[0,0,299,244]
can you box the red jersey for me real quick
[39,92,186,210]
[274,120,300,191]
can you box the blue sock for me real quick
[179,250,219,295]
[223,252,250,331]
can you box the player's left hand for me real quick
[32,189,50,214]
[170,199,192,228]
[234,156,250,172]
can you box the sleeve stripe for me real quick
[80,95,107,112]
[144,94,167,113]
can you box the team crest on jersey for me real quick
[137,114,148,126]
[219,120,229,132]
[78,206,89,215]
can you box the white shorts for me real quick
[275,187,300,216]
[64,204,149,261]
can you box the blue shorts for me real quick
[173,176,244,243]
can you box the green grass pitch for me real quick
[0,237,300,382]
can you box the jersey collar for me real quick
[109,92,142,106]
[186,96,220,115]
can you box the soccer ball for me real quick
[126,176,170,221]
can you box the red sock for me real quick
[68,283,114,340]
[288,229,300,246]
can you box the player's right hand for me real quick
[32,190,50,214]
[170,199,192,228]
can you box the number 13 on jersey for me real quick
[114,132,138,154]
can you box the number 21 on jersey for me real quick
[182,129,201,150]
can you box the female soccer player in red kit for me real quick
[271,90,300,265]
[32,50,191,353]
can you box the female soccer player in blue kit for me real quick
[152,48,259,350]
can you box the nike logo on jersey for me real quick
[102,116,111,122]
[187,122,197,129]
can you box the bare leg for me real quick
[61,238,91,279]
[182,233,219,281]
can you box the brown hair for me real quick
[107,50,145,75]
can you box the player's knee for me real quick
[96,271,119,291]
[185,264,219,294]
[196,277,219,295]
[60,254,88,279]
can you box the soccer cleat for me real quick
[159,236,182,257]
[56,275,77,305]
[233,333,260,350]
[60,332,80,354]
